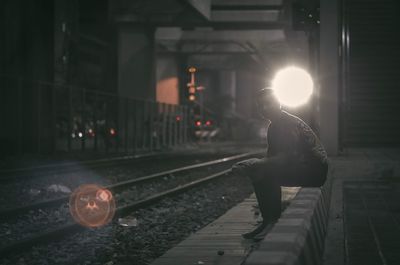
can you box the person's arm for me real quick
[231,152,287,175]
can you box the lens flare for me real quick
[271,66,314,107]
[69,184,115,228]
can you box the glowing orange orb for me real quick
[69,184,116,228]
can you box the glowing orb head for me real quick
[69,184,115,228]
[271,66,314,107]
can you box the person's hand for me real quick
[231,158,260,175]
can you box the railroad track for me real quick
[0,143,267,183]
[0,151,262,220]
[0,152,172,183]
[0,151,263,257]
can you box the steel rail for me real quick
[0,152,169,182]
[0,151,262,220]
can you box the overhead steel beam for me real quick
[211,5,283,11]
[158,51,259,55]
[212,0,283,6]
[177,0,211,20]
[117,21,286,30]
[211,10,279,22]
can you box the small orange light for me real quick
[189,95,196,101]
[176,116,181,122]
[188,67,197,73]
[189,86,196,94]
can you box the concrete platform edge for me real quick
[244,170,334,265]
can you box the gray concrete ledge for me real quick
[244,174,333,265]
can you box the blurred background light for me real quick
[271,66,314,107]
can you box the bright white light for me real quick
[271,66,314,107]
[78,132,83,138]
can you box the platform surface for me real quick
[151,187,300,265]
[323,148,400,265]
[343,181,400,265]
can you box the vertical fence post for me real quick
[67,86,72,152]
[51,83,56,153]
[137,100,142,150]
[155,101,160,150]
[115,96,119,153]
[105,100,109,154]
[94,92,98,152]
[149,101,155,151]
[133,99,138,153]
[173,105,178,146]
[37,83,42,154]
[124,97,129,153]
[162,103,167,148]
[140,100,144,150]
[179,105,183,144]
[183,105,188,144]
[142,100,148,150]
[81,87,86,152]
[156,102,161,150]
[17,78,23,154]
[167,104,173,148]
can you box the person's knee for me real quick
[308,163,328,187]
[249,169,275,184]
[240,157,284,182]
[253,159,281,178]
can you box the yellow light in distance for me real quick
[271,66,314,107]
[189,94,196,101]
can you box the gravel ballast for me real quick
[0,172,254,265]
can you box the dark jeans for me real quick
[246,156,328,222]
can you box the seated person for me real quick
[232,88,328,241]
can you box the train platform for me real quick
[323,149,400,265]
[151,187,300,265]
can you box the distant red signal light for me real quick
[110,128,116,136]
[205,120,211,126]
[176,116,181,122]
[195,121,201,127]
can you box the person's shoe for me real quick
[242,222,267,239]
[252,222,275,242]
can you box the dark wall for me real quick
[342,0,400,146]
[0,0,54,155]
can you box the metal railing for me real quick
[0,75,189,155]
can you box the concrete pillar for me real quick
[117,27,156,150]
[235,70,264,119]
[319,0,339,155]
[218,70,236,116]
[117,27,156,100]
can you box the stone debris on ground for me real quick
[118,217,138,227]
[28,188,41,196]
[46,184,72,194]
